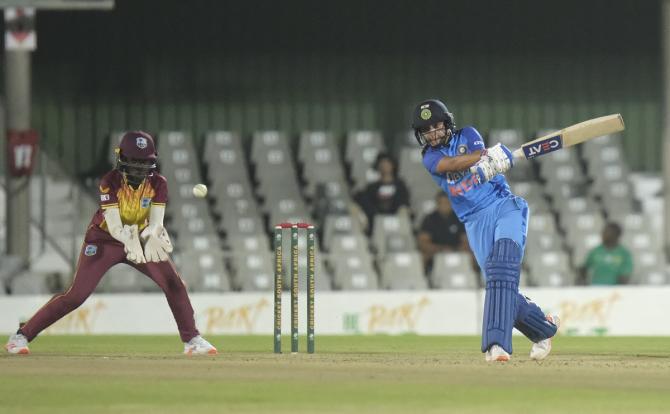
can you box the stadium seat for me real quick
[526,251,573,286]
[379,252,427,290]
[96,264,145,293]
[178,251,231,292]
[331,253,379,290]
[431,252,479,289]
[232,252,275,291]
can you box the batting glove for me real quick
[471,158,497,184]
[487,143,514,172]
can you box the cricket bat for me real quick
[512,114,625,161]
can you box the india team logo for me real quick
[141,197,151,208]
[84,245,97,256]
[136,137,148,149]
[420,109,432,120]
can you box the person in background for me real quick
[578,222,633,285]
[417,191,470,273]
[353,152,410,234]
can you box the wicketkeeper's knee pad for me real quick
[482,238,521,353]
[514,294,557,343]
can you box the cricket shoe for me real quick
[530,315,561,361]
[485,344,510,362]
[5,333,30,355]
[183,335,218,356]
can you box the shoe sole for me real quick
[184,348,218,356]
[5,346,29,355]
[485,353,510,362]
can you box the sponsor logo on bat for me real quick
[523,135,563,159]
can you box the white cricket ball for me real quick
[192,183,208,198]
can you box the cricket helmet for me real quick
[115,131,157,187]
[411,99,455,146]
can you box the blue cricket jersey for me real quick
[422,126,512,222]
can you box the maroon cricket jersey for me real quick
[90,170,168,233]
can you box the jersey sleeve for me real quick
[152,174,168,206]
[98,172,119,210]
[461,126,485,152]
[422,149,444,175]
[620,249,633,276]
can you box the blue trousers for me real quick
[465,196,528,267]
[465,196,556,352]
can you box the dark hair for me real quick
[373,152,398,177]
[605,222,622,238]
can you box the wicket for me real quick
[273,222,315,354]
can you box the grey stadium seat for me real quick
[96,264,145,293]
[372,213,416,258]
[526,251,574,286]
[431,252,479,289]
[380,252,427,290]
[232,252,275,291]
[331,253,379,290]
[178,251,231,292]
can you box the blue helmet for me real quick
[411,99,455,146]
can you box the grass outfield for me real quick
[1,335,669,414]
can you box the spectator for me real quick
[578,222,633,285]
[417,191,470,272]
[353,152,410,234]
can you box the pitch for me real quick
[1,335,669,414]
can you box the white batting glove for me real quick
[487,143,514,172]
[123,224,147,264]
[140,225,173,262]
[471,158,497,184]
[470,143,514,184]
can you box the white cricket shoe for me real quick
[530,315,561,361]
[485,344,510,362]
[183,335,218,356]
[5,333,30,355]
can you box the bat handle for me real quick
[512,148,525,161]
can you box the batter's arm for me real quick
[434,151,484,174]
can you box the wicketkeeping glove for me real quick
[123,224,147,264]
[140,225,173,263]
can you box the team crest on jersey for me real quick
[100,194,110,202]
[141,197,151,208]
[136,137,148,149]
[84,244,97,256]
[420,109,432,120]
[457,144,467,154]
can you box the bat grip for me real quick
[512,148,525,161]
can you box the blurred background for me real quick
[0,0,667,298]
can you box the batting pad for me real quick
[481,238,521,353]
[514,295,558,343]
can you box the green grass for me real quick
[1,335,669,414]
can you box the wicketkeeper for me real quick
[5,131,217,356]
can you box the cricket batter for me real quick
[5,131,217,356]
[412,99,559,362]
